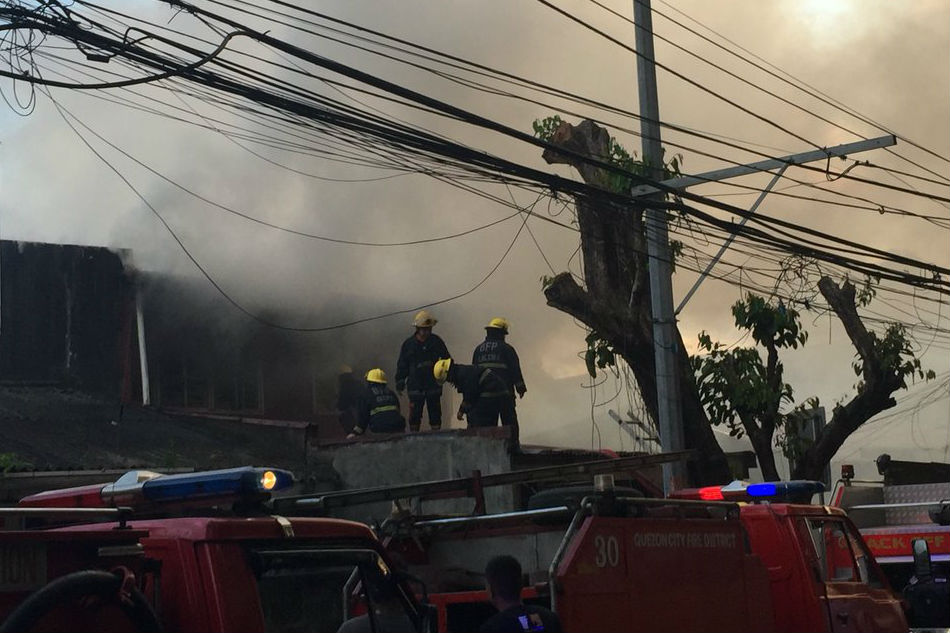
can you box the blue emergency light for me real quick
[746,482,777,497]
[747,480,824,498]
[140,467,294,501]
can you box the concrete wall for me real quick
[315,431,514,524]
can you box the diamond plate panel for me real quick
[882,482,950,525]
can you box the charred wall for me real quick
[0,241,133,394]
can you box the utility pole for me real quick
[633,0,685,493]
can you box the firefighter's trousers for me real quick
[467,395,519,452]
[408,389,443,431]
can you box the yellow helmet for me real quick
[486,317,509,334]
[433,358,452,385]
[413,310,437,328]
[365,368,387,384]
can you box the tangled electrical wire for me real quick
[0,0,947,338]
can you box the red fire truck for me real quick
[1,457,910,632]
[273,462,908,632]
[831,456,950,630]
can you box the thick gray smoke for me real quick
[0,1,946,475]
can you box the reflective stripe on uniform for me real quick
[481,390,510,398]
[370,405,398,416]
[479,362,508,369]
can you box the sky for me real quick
[0,0,947,482]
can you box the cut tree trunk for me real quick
[541,119,731,485]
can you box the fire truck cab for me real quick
[1,467,434,633]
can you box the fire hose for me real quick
[0,568,162,633]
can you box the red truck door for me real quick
[554,515,774,632]
[800,516,906,633]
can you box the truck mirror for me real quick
[929,501,950,526]
[911,538,932,581]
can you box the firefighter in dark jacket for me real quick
[433,358,519,452]
[395,310,451,432]
[347,368,405,437]
[472,317,525,429]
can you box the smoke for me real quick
[0,0,946,461]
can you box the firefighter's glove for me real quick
[516,383,527,398]
[456,408,465,421]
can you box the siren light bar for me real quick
[671,480,824,502]
[19,467,294,509]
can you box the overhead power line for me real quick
[73,0,950,217]
[650,0,950,175]
[538,0,950,204]
[2,1,947,333]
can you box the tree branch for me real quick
[543,272,593,324]
[762,340,782,438]
[818,276,880,375]
[793,276,902,480]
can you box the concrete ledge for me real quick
[313,430,514,524]
[317,426,511,448]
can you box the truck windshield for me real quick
[248,547,418,633]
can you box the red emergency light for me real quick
[671,480,824,502]
[698,486,724,500]
[19,467,294,509]
[841,464,855,481]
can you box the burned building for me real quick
[0,240,345,433]
[0,239,459,469]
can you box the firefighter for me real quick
[395,310,450,432]
[433,358,519,452]
[335,364,362,435]
[480,555,562,633]
[472,317,525,430]
[347,369,405,438]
